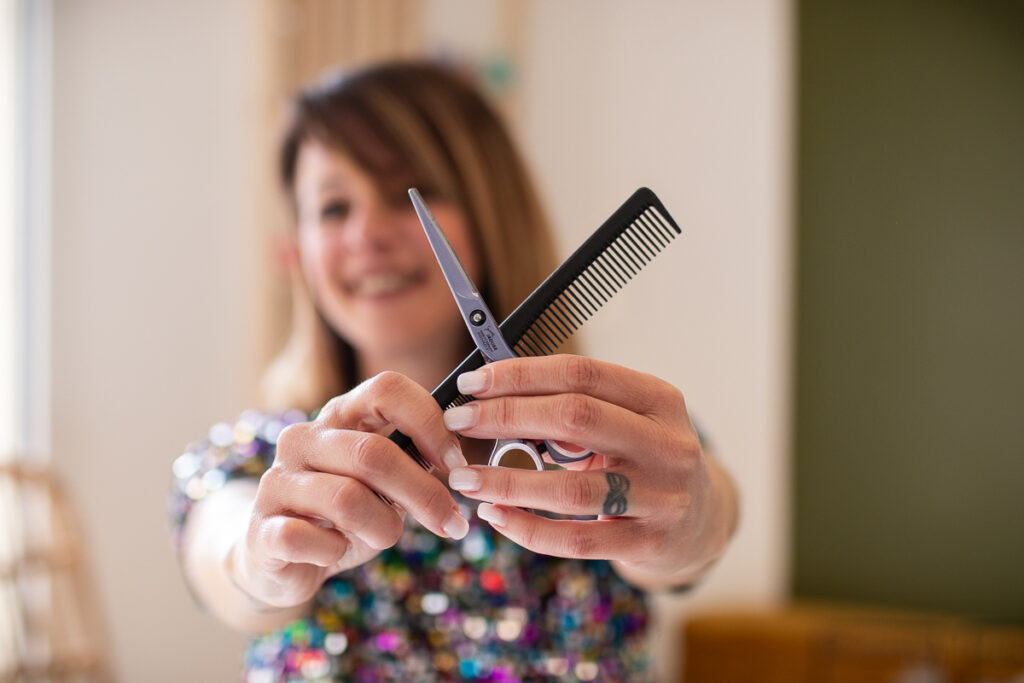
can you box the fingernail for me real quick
[443,404,478,430]
[449,467,481,492]
[442,440,468,471]
[442,511,469,540]
[476,503,508,527]
[457,369,490,395]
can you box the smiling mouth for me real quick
[346,272,425,297]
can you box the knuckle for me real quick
[558,394,599,438]
[661,383,687,413]
[321,538,349,569]
[666,430,701,464]
[327,477,361,516]
[644,526,671,558]
[683,436,703,461]
[493,470,518,503]
[493,397,520,430]
[642,380,686,418]
[561,526,595,558]
[516,518,540,551]
[379,514,405,548]
[672,488,693,518]
[558,474,595,512]
[274,423,308,464]
[563,356,600,392]
[266,517,304,557]
[319,396,346,423]
[417,482,453,523]
[409,401,442,438]
[259,464,286,491]
[370,370,406,397]
[504,361,531,393]
[255,469,286,510]
[256,466,293,507]
[347,433,388,475]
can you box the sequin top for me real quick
[169,410,652,682]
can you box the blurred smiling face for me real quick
[293,138,481,357]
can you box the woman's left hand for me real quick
[443,355,737,588]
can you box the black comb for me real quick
[381,187,682,486]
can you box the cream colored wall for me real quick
[50,1,790,681]
[52,0,254,680]
[521,0,793,603]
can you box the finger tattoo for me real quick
[602,472,630,515]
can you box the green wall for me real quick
[794,0,1024,621]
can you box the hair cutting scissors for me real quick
[409,188,594,470]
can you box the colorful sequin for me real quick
[169,411,652,682]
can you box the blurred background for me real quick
[0,0,1021,682]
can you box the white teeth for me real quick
[354,273,415,296]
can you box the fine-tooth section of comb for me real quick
[379,188,681,504]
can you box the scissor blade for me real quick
[409,188,516,363]
[409,188,479,301]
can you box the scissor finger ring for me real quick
[543,440,594,464]
[488,439,545,470]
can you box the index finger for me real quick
[456,355,687,419]
[319,371,466,473]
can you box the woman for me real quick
[170,61,739,682]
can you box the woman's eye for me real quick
[320,200,350,221]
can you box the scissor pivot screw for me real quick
[470,309,486,326]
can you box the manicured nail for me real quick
[443,405,478,430]
[442,440,468,471]
[476,503,508,527]
[442,511,469,540]
[448,467,482,492]
[457,369,490,395]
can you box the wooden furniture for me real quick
[683,603,1024,683]
[0,462,113,683]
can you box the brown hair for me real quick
[261,61,572,413]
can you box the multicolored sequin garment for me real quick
[169,411,652,682]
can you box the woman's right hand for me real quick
[230,371,469,609]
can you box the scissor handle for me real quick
[487,438,594,470]
[411,189,598,470]
[488,439,545,470]
[543,440,594,464]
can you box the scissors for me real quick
[409,188,594,470]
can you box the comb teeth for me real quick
[379,188,682,503]
[406,444,430,470]
[512,204,680,357]
[433,190,681,410]
[377,439,431,506]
